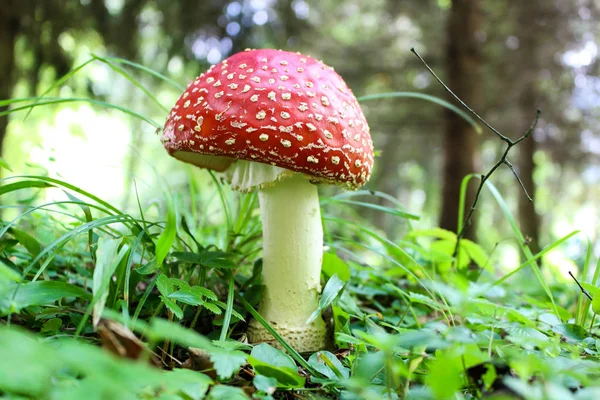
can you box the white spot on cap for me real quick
[239,74,247,79]
[315,113,323,121]
[268,91,276,101]
[250,76,261,83]
[306,123,317,131]
[305,81,314,88]
[213,80,222,87]
[331,156,340,165]
[246,127,258,133]
[280,60,288,65]
[354,159,362,167]
[215,91,224,98]
[282,93,291,100]
[183,100,191,108]
[178,124,185,131]
[206,77,215,84]
[225,138,236,145]
[280,75,289,81]
[323,129,333,139]
[230,121,247,128]
[281,139,292,147]
[239,63,247,68]
[228,83,238,89]
[281,111,290,119]
[268,78,275,84]
[194,116,204,132]
[256,110,266,119]
[242,85,251,93]
[307,155,319,163]
[227,73,234,79]
[250,94,259,102]
[321,96,330,106]
[298,103,308,112]
[297,67,304,72]
[327,117,339,124]
[259,133,269,141]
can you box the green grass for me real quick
[0,56,599,400]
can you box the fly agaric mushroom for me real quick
[161,49,373,352]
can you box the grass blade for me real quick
[358,91,481,133]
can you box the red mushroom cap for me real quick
[162,48,374,189]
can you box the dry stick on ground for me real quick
[410,48,540,258]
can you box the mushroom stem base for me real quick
[247,174,328,353]
[247,319,328,353]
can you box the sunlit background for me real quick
[1,0,599,276]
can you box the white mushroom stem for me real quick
[247,174,328,352]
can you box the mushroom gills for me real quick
[226,160,296,192]
[172,151,234,172]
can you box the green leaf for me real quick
[592,296,600,315]
[0,281,91,314]
[0,180,54,196]
[209,349,247,380]
[0,157,12,171]
[201,251,237,269]
[461,239,489,269]
[248,344,305,389]
[144,318,214,350]
[92,237,127,327]
[408,292,445,311]
[168,290,203,306]
[172,250,237,269]
[253,375,277,395]
[207,385,249,400]
[0,262,21,283]
[156,274,175,296]
[306,274,346,324]
[155,192,177,267]
[160,369,212,400]
[425,350,462,400]
[161,295,183,319]
[40,318,62,334]
[191,286,218,301]
[308,351,349,380]
[409,228,457,240]
[553,323,587,342]
[9,227,42,257]
[203,302,222,315]
[321,253,351,282]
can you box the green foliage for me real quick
[1,53,599,400]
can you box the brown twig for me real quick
[568,271,593,301]
[410,48,540,257]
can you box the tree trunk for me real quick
[0,2,20,157]
[515,2,543,254]
[439,0,482,239]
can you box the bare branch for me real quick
[410,48,540,257]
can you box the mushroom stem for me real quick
[247,174,327,352]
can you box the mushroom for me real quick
[161,49,374,352]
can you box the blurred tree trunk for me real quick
[0,2,20,158]
[439,0,482,239]
[516,1,543,254]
